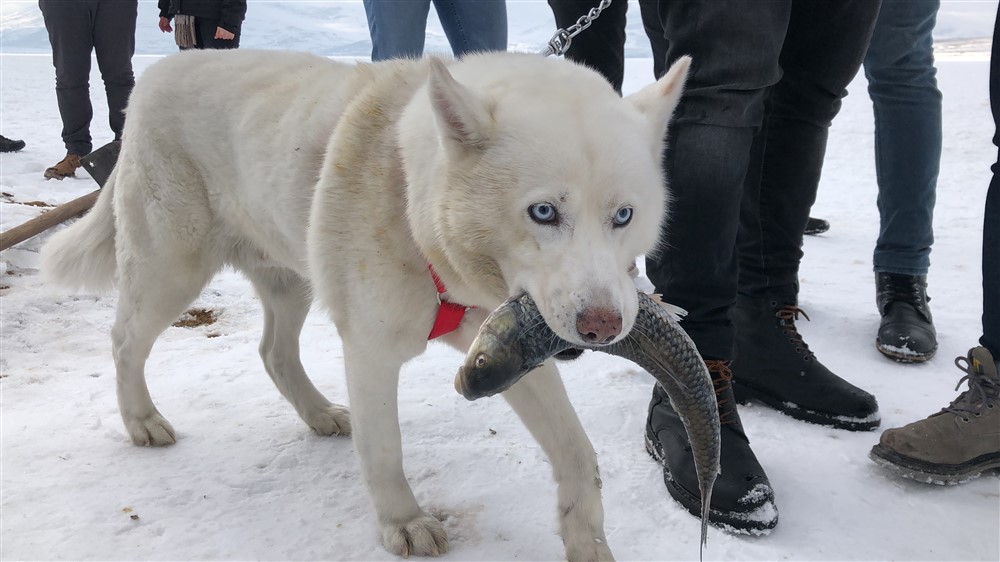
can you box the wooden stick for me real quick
[0,190,99,252]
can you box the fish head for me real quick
[454,297,546,399]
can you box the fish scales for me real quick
[455,291,721,556]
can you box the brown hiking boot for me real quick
[869,346,1000,484]
[44,153,82,180]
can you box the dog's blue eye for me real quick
[529,203,558,224]
[613,207,633,227]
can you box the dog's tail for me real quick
[40,170,118,292]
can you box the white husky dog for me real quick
[42,49,688,560]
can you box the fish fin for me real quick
[647,293,688,319]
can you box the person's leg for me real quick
[739,0,880,297]
[637,0,668,80]
[39,0,95,157]
[362,0,432,61]
[648,1,787,362]
[93,0,136,142]
[862,0,942,361]
[984,6,1000,358]
[547,0,627,93]
[433,0,506,58]
[866,0,940,277]
[644,0,790,535]
[732,0,881,428]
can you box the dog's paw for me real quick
[306,404,351,436]
[124,412,176,446]
[380,514,449,558]
[565,537,615,562]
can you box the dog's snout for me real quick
[576,307,622,344]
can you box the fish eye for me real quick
[613,207,633,227]
[528,203,558,225]
[474,353,489,368]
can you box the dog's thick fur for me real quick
[42,49,688,560]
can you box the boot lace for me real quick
[878,274,931,317]
[775,305,815,360]
[705,360,737,425]
[944,353,1000,421]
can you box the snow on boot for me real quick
[731,292,881,431]
[875,272,937,362]
[870,346,1000,484]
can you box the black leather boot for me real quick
[875,273,937,362]
[0,135,25,153]
[731,292,880,431]
[804,217,830,236]
[645,360,778,535]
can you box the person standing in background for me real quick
[864,0,942,363]
[158,0,247,50]
[39,0,137,180]
[550,0,883,534]
[363,0,506,61]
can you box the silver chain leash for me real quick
[538,0,613,57]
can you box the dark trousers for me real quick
[640,1,880,360]
[39,0,137,156]
[182,17,241,50]
[548,0,663,94]
[984,8,1000,356]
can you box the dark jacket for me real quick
[158,0,246,34]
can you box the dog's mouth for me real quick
[553,348,586,361]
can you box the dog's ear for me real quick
[427,58,492,149]
[625,55,691,144]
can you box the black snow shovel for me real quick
[80,140,121,188]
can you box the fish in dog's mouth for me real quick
[454,292,673,401]
[454,289,628,399]
[454,290,721,554]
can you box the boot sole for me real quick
[733,380,880,432]
[43,170,76,180]
[869,445,1000,485]
[643,431,778,535]
[875,341,936,363]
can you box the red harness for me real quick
[427,265,474,340]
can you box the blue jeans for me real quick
[865,0,941,276]
[362,0,507,61]
[644,1,881,360]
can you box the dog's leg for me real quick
[244,267,350,436]
[343,343,448,558]
[503,362,614,562]
[112,254,214,447]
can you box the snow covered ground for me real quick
[2,2,999,561]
